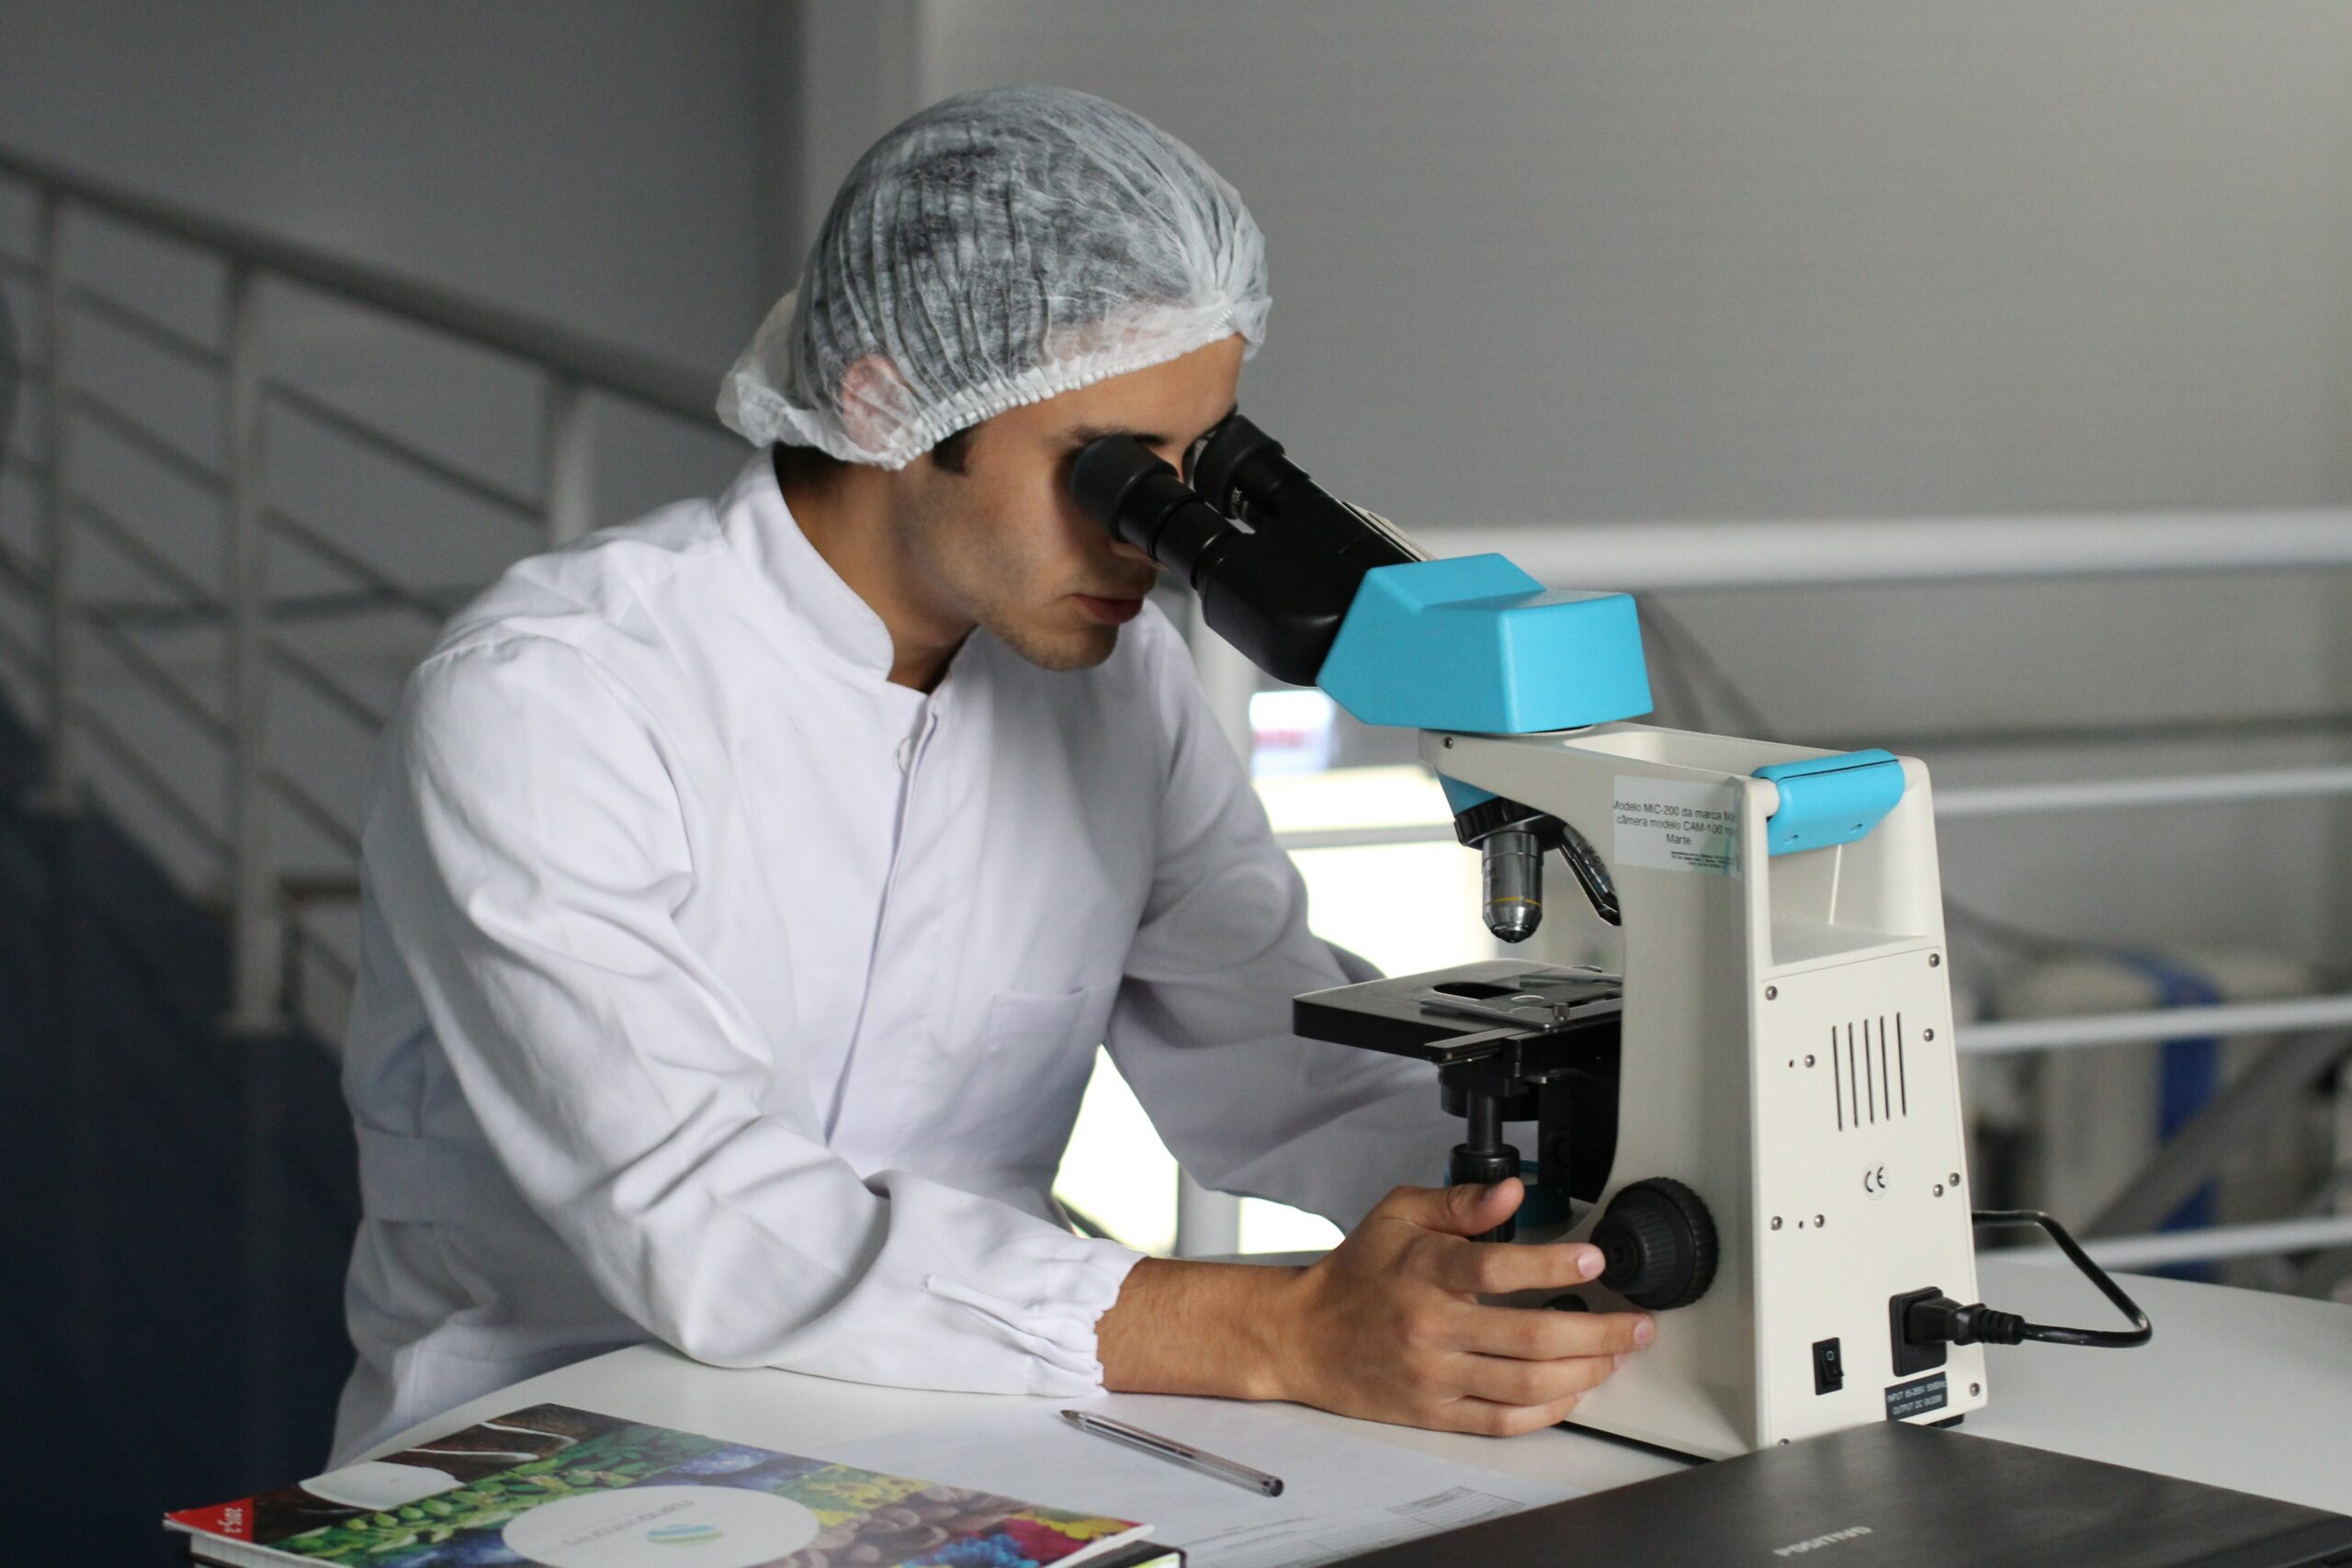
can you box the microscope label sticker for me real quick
[1885,1373,1949,1421]
[1612,777,1743,876]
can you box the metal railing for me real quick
[0,144,729,1032]
[1,143,2346,1280]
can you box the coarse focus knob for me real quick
[1592,1178,1719,1311]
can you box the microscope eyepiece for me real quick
[1185,413,1424,574]
[1069,434,1238,582]
[1068,419,1390,688]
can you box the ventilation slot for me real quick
[1831,1013,1907,1130]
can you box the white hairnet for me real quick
[718,86,1269,469]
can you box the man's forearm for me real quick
[1095,1257,1305,1401]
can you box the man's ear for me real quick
[835,355,914,457]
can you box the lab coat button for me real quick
[895,737,915,773]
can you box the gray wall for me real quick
[0,0,791,367]
[921,0,2352,524]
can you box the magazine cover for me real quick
[165,1402,1150,1568]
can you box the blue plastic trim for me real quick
[1438,777,1496,815]
[1753,749,1906,856]
[1317,556,1654,735]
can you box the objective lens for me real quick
[1481,828,1544,943]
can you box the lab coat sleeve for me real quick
[1103,627,1465,1231]
[370,635,1141,1392]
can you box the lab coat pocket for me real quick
[985,984,1112,1045]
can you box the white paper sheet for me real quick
[827,1394,1581,1568]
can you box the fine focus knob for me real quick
[1592,1178,1719,1311]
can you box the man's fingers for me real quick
[1451,1348,1623,1408]
[1449,1392,1589,1438]
[1374,1179,1524,1239]
[1429,1235,1606,1297]
[1450,1303,1655,1361]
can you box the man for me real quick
[331,86,1648,1465]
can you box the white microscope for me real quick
[1071,416,2148,1462]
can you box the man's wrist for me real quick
[1097,1256,1307,1403]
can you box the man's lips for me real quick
[1073,592,1147,626]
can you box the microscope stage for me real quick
[1293,960,1624,1064]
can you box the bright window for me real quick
[1053,761,1491,1255]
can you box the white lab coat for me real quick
[329,454,1457,1463]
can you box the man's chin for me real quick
[992,617,1120,672]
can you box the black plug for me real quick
[1889,1215,2154,1367]
[1904,1292,2026,1348]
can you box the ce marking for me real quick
[1860,1165,1890,1199]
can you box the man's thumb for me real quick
[1379,1177,1523,1236]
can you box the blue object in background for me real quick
[2113,951,2223,1282]
[1317,555,1653,735]
[1752,750,1907,855]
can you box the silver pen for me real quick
[1058,1409,1286,1497]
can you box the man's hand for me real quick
[1097,1179,1654,1436]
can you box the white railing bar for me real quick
[1440,514,2352,592]
[0,536,41,597]
[1960,994,2352,1055]
[66,491,220,609]
[68,282,226,370]
[542,373,595,547]
[288,914,358,986]
[64,387,227,494]
[35,186,79,807]
[0,144,713,423]
[267,635,390,732]
[80,608,233,747]
[1938,766,2352,820]
[69,696,232,857]
[270,766,361,857]
[224,262,281,1032]
[267,380,539,523]
[1269,761,2352,854]
[265,504,459,623]
[0,611,46,676]
[282,872,360,903]
[1276,822,1456,851]
[1996,1213,2352,1270]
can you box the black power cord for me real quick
[1905,1210,2154,1350]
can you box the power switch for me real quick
[1812,1337,1845,1395]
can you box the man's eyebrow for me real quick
[1064,423,1163,447]
[1063,404,1238,451]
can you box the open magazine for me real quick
[166,1402,1171,1567]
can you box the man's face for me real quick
[889,334,1246,672]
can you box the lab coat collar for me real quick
[719,451,988,706]
[718,452,899,680]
